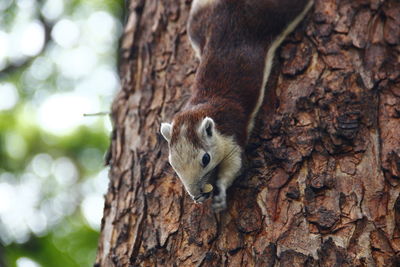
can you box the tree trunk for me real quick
[95,0,400,266]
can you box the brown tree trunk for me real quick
[95,0,400,266]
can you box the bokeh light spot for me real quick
[0,83,19,110]
[5,131,27,159]
[16,257,41,267]
[31,153,53,178]
[51,19,79,48]
[0,0,12,11]
[0,31,9,69]
[55,47,97,79]
[19,21,45,57]
[81,194,104,230]
[41,0,64,21]
[37,93,100,135]
[29,56,54,81]
[0,182,13,214]
[52,157,78,186]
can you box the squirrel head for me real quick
[160,114,222,202]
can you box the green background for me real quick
[0,0,124,266]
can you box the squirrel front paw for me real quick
[212,191,227,212]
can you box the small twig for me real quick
[83,112,110,117]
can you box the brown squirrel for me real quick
[161,0,313,211]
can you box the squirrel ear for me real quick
[200,117,214,137]
[160,123,172,142]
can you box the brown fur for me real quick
[176,0,310,147]
[161,0,313,210]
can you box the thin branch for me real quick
[83,112,110,117]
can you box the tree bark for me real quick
[95,0,400,266]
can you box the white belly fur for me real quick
[247,0,314,136]
[189,0,218,59]
[191,0,216,14]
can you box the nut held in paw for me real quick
[203,183,213,193]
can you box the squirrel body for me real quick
[161,0,313,211]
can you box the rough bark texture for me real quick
[96,0,400,266]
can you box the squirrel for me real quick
[161,0,313,212]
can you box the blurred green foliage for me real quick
[4,214,99,267]
[0,0,124,266]
[0,111,109,175]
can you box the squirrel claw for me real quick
[212,193,227,212]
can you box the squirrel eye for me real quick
[202,153,210,167]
